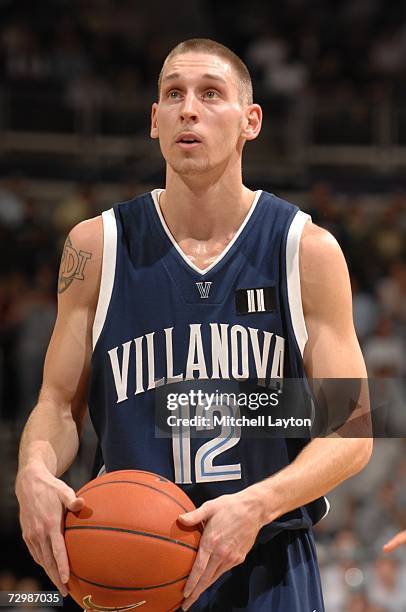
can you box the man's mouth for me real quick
[176,133,202,146]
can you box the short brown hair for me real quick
[158,38,253,105]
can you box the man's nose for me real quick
[179,94,199,121]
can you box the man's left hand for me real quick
[178,490,264,611]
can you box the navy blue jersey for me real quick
[89,189,329,542]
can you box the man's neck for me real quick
[160,171,256,242]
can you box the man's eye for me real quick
[168,91,180,98]
[204,90,218,99]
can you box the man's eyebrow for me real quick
[162,72,228,84]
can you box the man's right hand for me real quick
[15,461,85,596]
[15,219,102,596]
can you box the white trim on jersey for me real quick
[92,208,117,349]
[286,211,331,522]
[151,189,263,276]
[97,464,106,477]
[285,210,310,357]
[320,496,331,521]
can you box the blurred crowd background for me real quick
[0,1,405,611]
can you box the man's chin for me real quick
[169,157,211,176]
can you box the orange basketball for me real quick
[65,470,201,611]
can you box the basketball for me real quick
[65,470,202,611]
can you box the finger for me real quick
[383,531,406,553]
[67,496,85,513]
[183,543,211,599]
[179,504,210,526]
[30,542,43,566]
[207,563,228,589]
[39,538,68,596]
[61,487,85,513]
[183,561,229,611]
[50,530,70,584]
[182,554,221,610]
[57,480,85,511]
[24,537,43,566]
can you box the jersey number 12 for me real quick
[172,401,242,483]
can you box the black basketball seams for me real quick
[70,569,189,591]
[75,479,190,513]
[65,524,199,552]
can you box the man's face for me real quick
[151,52,251,176]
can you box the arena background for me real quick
[0,1,405,610]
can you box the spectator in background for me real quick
[369,26,404,78]
[372,205,404,270]
[14,197,57,278]
[0,570,17,593]
[355,481,404,548]
[51,17,90,85]
[305,181,349,247]
[52,183,97,247]
[382,457,406,553]
[263,48,308,100]
[0,176,27,229]
[351,274,379,342]
[363,316,405,377]
[367,557,406,611]
[345,202,376,287]
[388,192,406,233]
[0,571,18,612]
[104,66,149,134]
[0,271,27,420]
[14,263,56,423]
[1,21,49,83]
[245,27,289,82]
[345,592,376,611]
[65,71,114,133]
[376,259,406,329]
[320,530,366,612]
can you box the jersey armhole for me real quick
[286,210,311,356]
[286,211,331,523]
[92,208,117,349]
[320,496,330,521]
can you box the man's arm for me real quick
[243,222,372,523]
[180,222,372,611]
[15,216,102,595]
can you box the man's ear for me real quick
[241,104,262,141]
[150,102,159,139]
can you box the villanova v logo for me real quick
[196,281,212,299]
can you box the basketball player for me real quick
[15,39,372,611]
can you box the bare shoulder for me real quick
[300,221,344,267]
[57,216,103,308]
[299,221,352,317]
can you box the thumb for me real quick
[59,483,85,512]
[178,503,210,526]
[68,496,85,513]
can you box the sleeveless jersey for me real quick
[89,189,329,542]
